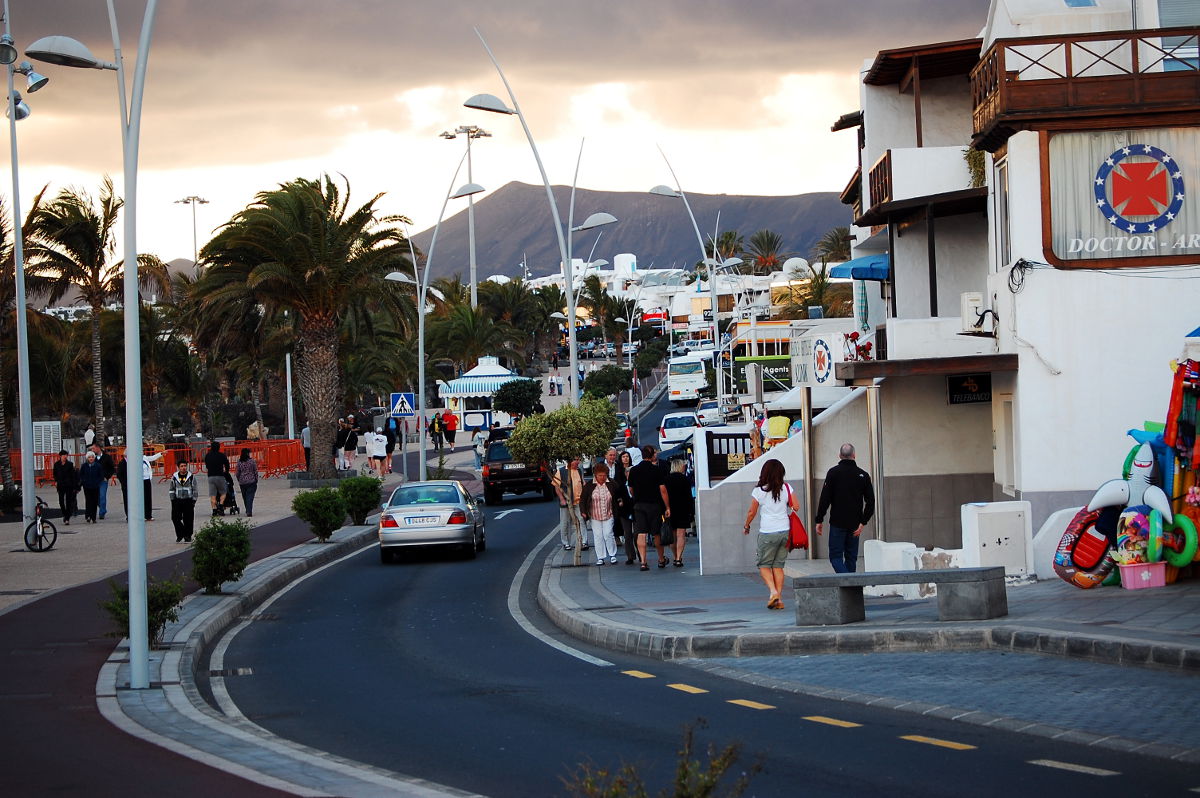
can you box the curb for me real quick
[534,542,1200,764]
[99,524,480,797]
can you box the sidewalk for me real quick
[537,544,1200,763]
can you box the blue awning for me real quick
[829,253,890,281]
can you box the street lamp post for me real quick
[3,0,49,526]
[27,0,161,689]
[386,177,484,483]
[174,194,208,268]
[440,125,490,308]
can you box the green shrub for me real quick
[191,518,252,594]
[99,573,184,649]
[339,475,382,525]
[0,484,21,516]
[291,487,347,542]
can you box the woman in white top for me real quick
[742,459,799,610]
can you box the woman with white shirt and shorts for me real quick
[742,459,799,610]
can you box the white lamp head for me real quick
[7,91,30,121]
[549,311,567,320]
[25,35,118,70]
[573,212,618,232]
[588,259,609,269]
[0,35,16,66]
[463,93,514,115]
[17,63,49,92]
[649,185,680,198]
[613,317,627,324]
[385,272,416,286]
[450,182,486,200]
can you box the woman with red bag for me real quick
[742,459,800,610]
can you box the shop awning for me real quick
[829,253,890,281]
[438,375,524,398]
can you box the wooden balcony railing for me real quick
[868,150,892,209]
[971,26,1200,151]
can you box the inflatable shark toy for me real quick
[1087,442,1173,522]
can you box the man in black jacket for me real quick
[814,443,875,573]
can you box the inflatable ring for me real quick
[1053,507,1115,589]
[1121,444,1140,480]
[1147,510,1164,563]
[1166,513,1198,568]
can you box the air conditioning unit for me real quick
[960,292,984,333]
[960,501,1033,576]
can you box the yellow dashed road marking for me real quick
[900,735,976,751]
[621,670,656,679]
[1028,760,1118,777]
[667,683,709,694]
[727,699,775,710]
[803,715,862,728]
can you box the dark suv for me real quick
[481,441,553,504]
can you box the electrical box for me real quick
[960,501,1033,576]
[960,292,984,333]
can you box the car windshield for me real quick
[669,361,703,375]
[699,401,718,410]
[488,443,512,460]
[664,416,695,429]
[390,485,460,505]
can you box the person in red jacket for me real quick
[441,410,458,450]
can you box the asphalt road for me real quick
[219,397,1197,797]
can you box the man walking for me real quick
[204,441,231,516]
[814,443,876,573]
[552,457,586,551]
[627,445,671,571]
[91,443,116,520]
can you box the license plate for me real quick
[503,463,525,470]
[405,516,439,526]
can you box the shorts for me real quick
[207,476,227,497]
[755,531,789,569]
[371,455,386,462]
[632,503,663,537]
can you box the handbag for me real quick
[785,484,808,551]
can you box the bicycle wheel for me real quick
[24,519,57,552]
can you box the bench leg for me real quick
[937,578,1008,621]
[793,586,866,625]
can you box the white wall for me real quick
[893,213,990,319]
[889,146,974,202]
[985,0,1140,44]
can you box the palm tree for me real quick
[196,174,411,479]
[704,230,745,263]
[812,226,852,262]
[25,177,170,442]
[744,229,793,275]
[427,303,524,373]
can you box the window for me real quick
[993,158,1010,270]
[669,361,704,376]
[1062,0,1096,7]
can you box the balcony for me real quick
[971,26,1200,152]
[868,146,975,208]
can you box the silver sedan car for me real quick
[378,480,486,563]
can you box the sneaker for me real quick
[595,561,604,566]
[563,544,572,550]
[609,556,618,564]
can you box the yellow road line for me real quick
[621,670,655,679]
[803,715,861,728]
[667,683,709,694]
[900,735,976,751]
[1028,760,1118,777]
[727,699,775,710]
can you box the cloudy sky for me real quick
[9,0,989,264]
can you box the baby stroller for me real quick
[222,472,241,516]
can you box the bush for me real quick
[583,365,632,399]
[339,475,382,525]
[292,487,347,542]
[191,518,252,594]
[99,573,184,649]
[492,378,543,417]
[0,484,20,516]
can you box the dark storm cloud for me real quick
[12,0,988,170]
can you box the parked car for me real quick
[378,480,485,562]
[599,342,616,358]
[695,399,722,426]
[658,411,700,449]
[481,440,554,504]
[621,342,639,355]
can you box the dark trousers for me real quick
[827,525,860,573]
[303,447,311,472]
[143,478,153,521]
[57,487,77,523]
[240,482,257,516]
[117,478,128,517]
[82,487,99,521]
[171,499,195,541]
[618,513,638,562]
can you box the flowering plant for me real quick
[1185,486,1200,507]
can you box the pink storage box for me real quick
[1118,561,1166,590]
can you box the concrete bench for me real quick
[791,567,1008,625]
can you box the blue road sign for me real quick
[389,392,417,418]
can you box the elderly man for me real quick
[552,457,587,551]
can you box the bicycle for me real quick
[24,497,58,552]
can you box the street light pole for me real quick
[440,125,489,308]
[174,194,208,268]
[2,0,49,526]
[28,0,161,689]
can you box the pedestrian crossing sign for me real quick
[390,392,416,418]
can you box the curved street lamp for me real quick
[27,0,162,689]
[440,125,490,309]
[386,179,484,482]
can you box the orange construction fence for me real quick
[11,439,305,486]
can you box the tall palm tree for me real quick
[196,174,411,479]
[744,229,793,275]
[704,230,745,263]
[25,177,169,442]
[812,226,852,262]
[427,303,523,373]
